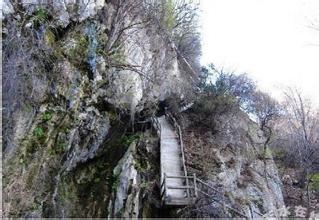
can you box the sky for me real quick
[199,0,319,106]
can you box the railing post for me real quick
[151,117,154,133]
[222,188,226,215]
[163,173,167,200]
[193,173,198,198]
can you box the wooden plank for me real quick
[165,113,190,198]
[156,114,259,217]
[167,185,194,189]
[159,116,186,200]
[165,197,196,206]
[166,175,194,179]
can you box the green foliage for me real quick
[134,159,148,172]
[44,28,56,45]
[107,111,118,125]
[97,46,126,65]
[257,148,273,160]
[269,148,285,159]
[199,64,256,106]
[164,0,175,31]
[94,177,101,183]
[42,111,52,121]
[111,49,126,63]
[309,173,319,190]
[120,134,140,147]
[32,8,50,26]
[63,30,90,68]
[192,64,261,130]
[34,127,45,139]
[140,181,152,189]
[192,93,237,130]
[110,173,120,191]
[50,141,66,155]
[71,35,89,59]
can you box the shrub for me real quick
[42,111,52,121]
[32,8,50,26]
[3,17,57,151]
[54,141,66,154]
[309,173,319,190]
[192,93,237,130]
[191,65,253,130]
[34,127,45,139]
[110,173,120,191]
[163,0,175,31]
[144,0,200,70]
[199,64,256,107]
[120,134,140,147]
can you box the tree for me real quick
[143,0,200,71]
[283,88,319,204]
[192,65,258,131]
[245,90,281,185]
[199,64,256,106]
[248,91,281,144]
[272,88,319,206]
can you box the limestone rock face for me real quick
[182,111,285,218]
[3,0,105,25]
[3,0,187,217]
[107,132,161,218]
[109,142,140,217]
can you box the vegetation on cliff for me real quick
[2,0,318,218]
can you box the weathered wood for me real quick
[161,187,166,199]
[196,178,219,193]
[167,185,194,189]
[162,173,167,199]
[151,117,161,137]
[166,175,194,179]
[165,198,195,206]
[166,112,189,198]
[159,116,186,201]
[156,113,257,218]
[193,173,198,198]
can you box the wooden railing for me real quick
[161,174,198,201]
[161,174,251,218]
[151,116,161,137]
[164,111,190,198]
[153,111,262,218]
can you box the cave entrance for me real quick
[157,100,170,117]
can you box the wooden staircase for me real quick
[152,112,262,218]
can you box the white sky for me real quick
[200,0,319,106]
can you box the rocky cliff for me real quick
[2,0,284,218]
[3,0,189,217]
[180,110,284,217]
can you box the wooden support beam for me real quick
[194,173,198,198]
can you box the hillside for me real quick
[2,0,309,218]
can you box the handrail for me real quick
[153,112,261,218]
[195,178,219,193]
[162,173,254,218]
[164,111,189,198]
[197,189,248,218]
[151,116,161,137]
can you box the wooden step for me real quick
[164,197,196,206]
